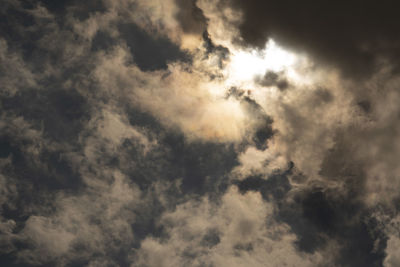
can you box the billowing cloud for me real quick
[1,0,400,266]
[134,186,323,267]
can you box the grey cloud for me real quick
[175,0,208,35]
[0,39,36,97]
[255,71,289,90]
[15,171,141,266]
[2,1,400,266]
[134,186,323,267]
[384,236,400,267]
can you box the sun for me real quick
[224,39,301,87]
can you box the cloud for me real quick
[0,39,36,96]
[384,235,400,267]
[16,170,141,265]
[232,141,287,180]
[92,45,259,142]
[1,1,400,266]
[134,186,323,267]
[174,0,207,35]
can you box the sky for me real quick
[1,0,400,266]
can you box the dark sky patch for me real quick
[127,107,165,136]
[118,23,190,71]
[201,228,221,248]
[0,135,84,205]
[155,133,238,196]
[35,0,107,21]
[358,100,372,113]
[91,30,117,52]
[36,0,75,14]
[125,108,239,197]
[2,88,89,142]
[0,4,36,54]
[180,141,237,194]
[236,163,292,201]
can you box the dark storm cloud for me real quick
[230,0,400,78]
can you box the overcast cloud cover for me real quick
[1,0,400,266]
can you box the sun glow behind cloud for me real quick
[225,39,298,86]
